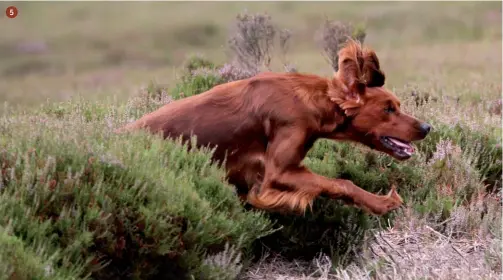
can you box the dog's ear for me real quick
[362,47,385,87]
[336,38,366,101]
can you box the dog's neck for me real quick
[319,77,359,135]
[326,76,364,117]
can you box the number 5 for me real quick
[9,9,14,16]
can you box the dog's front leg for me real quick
[247,166,403,215]
[246,126,403,215]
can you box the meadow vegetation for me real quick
[0,2,501,280]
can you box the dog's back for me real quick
[119,72,328,162]
[118,72,335,171]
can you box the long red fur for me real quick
[117,39,430,216]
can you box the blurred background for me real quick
[0,1,501,110]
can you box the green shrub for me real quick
[171,68,225,99]
[183,54,218,73]
[415,123,502,192]
[118,81,175,121]
[0,108,273,280]
[0,225,84,280]
[39,98,110,123]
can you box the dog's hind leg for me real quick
[247,182,320,215]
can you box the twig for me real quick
[425,225,469,264]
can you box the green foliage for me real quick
[183,54,218,73]
[352,23,367,44]
[0,225,84,280]
[171,68,225,100]
[415,123,502,192]
[0,108,273,279]
[39,98,110,123]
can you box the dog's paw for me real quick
[371,185,403,215]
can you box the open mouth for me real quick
[380,136,415,159]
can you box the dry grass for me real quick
[241,204,502,280]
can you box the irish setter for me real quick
[117,39,431,216]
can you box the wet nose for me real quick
[419,122,432,136]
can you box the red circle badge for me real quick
[6,6,18,18]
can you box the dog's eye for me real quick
[384,106,395,114]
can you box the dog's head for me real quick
[329,39,431,161]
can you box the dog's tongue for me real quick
[389,138,414,152]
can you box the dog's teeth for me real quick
[389,138,410,148]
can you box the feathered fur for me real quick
[117,41,430,216]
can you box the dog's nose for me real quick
[419,122,432,136]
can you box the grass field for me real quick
[0,1,501,280]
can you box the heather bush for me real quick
[0,225,85,280]
[218,63,259,83]
[0,105,274,280]
[415,123,502,192]
[220,13,368,83]
[227,12,276,75]
[315,20,367,72]
[171,67,225,99]
[222,12,298,82]
[183,54,218,74]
